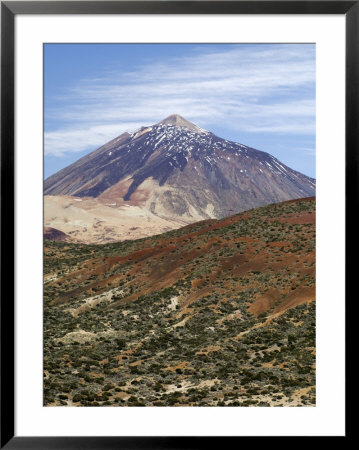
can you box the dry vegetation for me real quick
[44,197,315,407]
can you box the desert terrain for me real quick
[44,194,189,243]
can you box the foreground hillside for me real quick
[44,197,316,407]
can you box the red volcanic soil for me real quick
[46,197,316,321]
[269,211,315,225]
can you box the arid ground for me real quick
[44,197,315,406]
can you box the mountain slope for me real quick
[44,195,189,243]
[44,197,316,407]
[44,114,315,224]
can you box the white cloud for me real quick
[45,122,144,156]
[45,44,315,156]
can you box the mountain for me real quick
[44,226,75,242]
[44,114,315,229]
[44,197,316,407]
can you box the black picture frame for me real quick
[1,1,354,447]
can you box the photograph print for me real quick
[43,43,316,407]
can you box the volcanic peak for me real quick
[158,114,208,134]
[44,114,316,225]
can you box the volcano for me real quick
[44,114,315,242]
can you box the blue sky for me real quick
[44,43,315,178]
